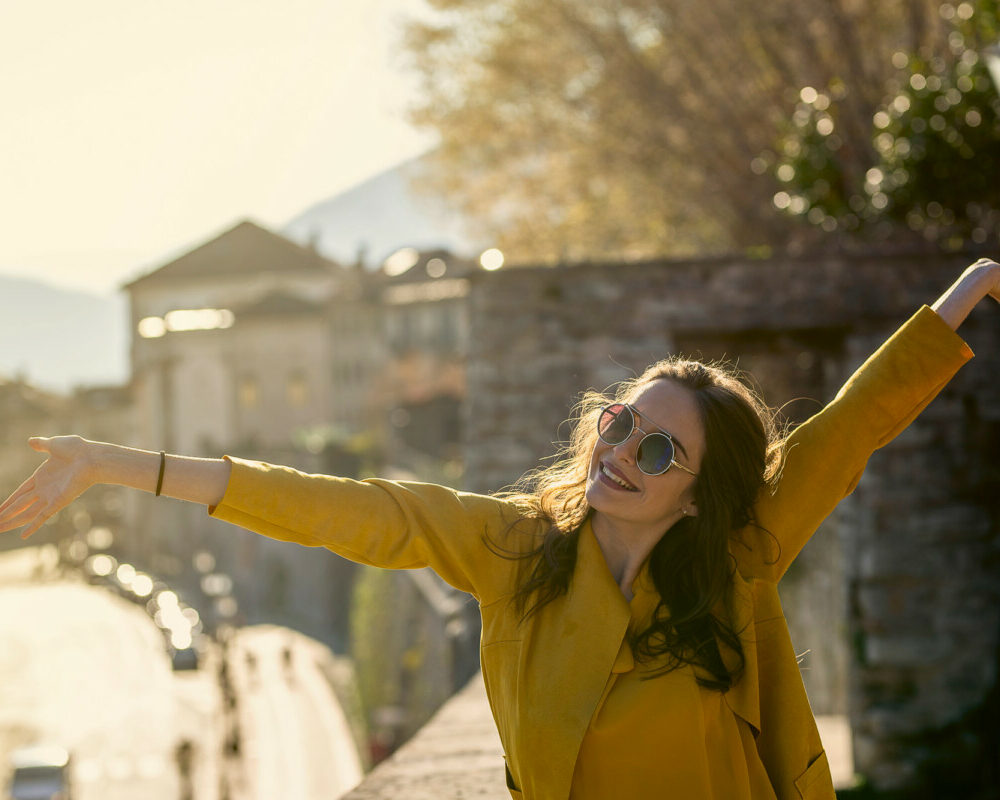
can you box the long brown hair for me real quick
[494,357,784,691]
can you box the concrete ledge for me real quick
[341,674,508,799]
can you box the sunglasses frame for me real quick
[597,403,698,477]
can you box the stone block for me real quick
[863,634,950,667]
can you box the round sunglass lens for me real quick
[636,433,674,475]
[598,404,632,443]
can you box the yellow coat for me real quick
[211,306,971,799]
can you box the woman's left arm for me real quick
[931,258,1000,329]
[743,258,996,581]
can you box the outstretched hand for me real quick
[0,436,95,539]
[982,258,1000,304]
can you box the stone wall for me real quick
[461,251,1000,793]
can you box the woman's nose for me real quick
[613,431,639,462]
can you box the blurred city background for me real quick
[1,1,999,798]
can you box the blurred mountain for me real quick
[0,274,128,393]
[283,154,487,266]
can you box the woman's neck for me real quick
[591,511,680,599]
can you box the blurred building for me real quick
[121,220,360,645]
[124,220,344,457]
[376,247,472,482]
[117,221,477,657]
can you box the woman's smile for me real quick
[597,461,639,492]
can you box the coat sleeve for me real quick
[737,305,973,582]
[208,457,528,604]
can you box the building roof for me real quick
[381,248,476,283]
[124,220,341,290]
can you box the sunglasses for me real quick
[597,403,698,477]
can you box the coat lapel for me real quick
[516,518,630,800]
[722,568,762,734]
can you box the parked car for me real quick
[7,744,72,800]
[170,646,199,671]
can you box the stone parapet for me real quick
[340,674,508,800]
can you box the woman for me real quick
[2,259,998,799]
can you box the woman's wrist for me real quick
[80,440,229,505]
[86,439,159,493]
[72,436,109,490]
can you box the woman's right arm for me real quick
[1,438,525,603]
[0,436,231,539]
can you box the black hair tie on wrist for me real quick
[155,451,166,497]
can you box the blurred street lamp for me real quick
[985,42,1000,95]
[201,572,234,597]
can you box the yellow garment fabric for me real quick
[569,557,777,800]
[210,305,972,800]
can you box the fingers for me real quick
[0,497,40,528]
[20,511,52,540]
[0,498,43,536]
[28,437,50,453]
[0,478,35,516]
[0,438,56,539]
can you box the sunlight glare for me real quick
[479,248,504,271]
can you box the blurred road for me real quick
[227,626,364,800]
[0,546,223,800]
[0,547,364,800]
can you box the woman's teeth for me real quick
[601,463,637,491]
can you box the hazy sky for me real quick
[1,0,436,295]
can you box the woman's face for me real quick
[585,378,705,537]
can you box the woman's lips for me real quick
[599,461,638,491]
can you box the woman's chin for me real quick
[585,479,619,512]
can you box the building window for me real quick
[287,372,308,407]
[239,377,258,409]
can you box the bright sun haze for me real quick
[0,0,435,294]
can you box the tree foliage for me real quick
[350,566,400,725]
[776,0,1000,249]
[404,0,998,261]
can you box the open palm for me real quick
[0,436,94,539]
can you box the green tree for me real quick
[349,567,400,722]
[776,0,1000,248]
[404,0,963,262]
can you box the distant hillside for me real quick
[0,275,128,393]
[283,155,487,266]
